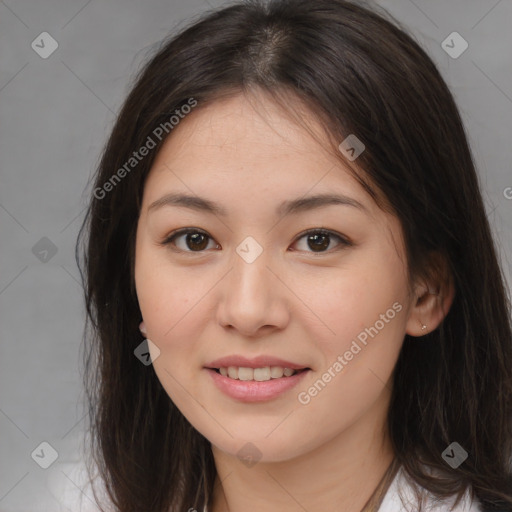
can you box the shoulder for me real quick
[378,466,482,512]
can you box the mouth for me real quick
[205,365,311,402]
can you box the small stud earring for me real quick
[420,321,427,332]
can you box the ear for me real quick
[405,252,455,337]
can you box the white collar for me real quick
[378,465,482,512]
[203,465,482,512]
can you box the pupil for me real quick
[308,233,329,252]
[187,233,208,251]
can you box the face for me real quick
[134,92,417,462]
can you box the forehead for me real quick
[144,92,371,205]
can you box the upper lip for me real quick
[206,355,309,370]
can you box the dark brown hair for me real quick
[76,0,512,510]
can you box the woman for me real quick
[76,0,512,510]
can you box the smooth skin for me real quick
[134,90,454,512]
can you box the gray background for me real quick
[1,0,511,510]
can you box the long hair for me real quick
[76,1,512,510]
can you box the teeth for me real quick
[253,367,270,381]
[238,367,253,381]
[217,366,300,381]
[270,366,284,378]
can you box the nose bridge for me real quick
[231,234,273,301]
[217,234,287,334]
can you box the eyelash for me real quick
[159,227,352,255]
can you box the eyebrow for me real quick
[147,192,368,217]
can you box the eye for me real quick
[160,228,352,254]
[291,228,352,253]
[161,228,219,253]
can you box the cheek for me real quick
[300,256,409,414]
[306,261,407,348]
[135,257,207,408]
[291,268,406,438]
[135,240,188,328]
[136,268,197,345]
[135,252,218,379]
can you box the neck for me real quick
[209,387,395,512]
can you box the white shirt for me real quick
[377,465,482,512]
[202,465,482,512]
[47,460,482,512]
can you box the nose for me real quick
[216,246,290,338]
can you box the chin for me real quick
[204,428,312,464]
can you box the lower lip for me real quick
[206,368,310,403]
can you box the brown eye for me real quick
[291,229,351,253]
[162,229,218,252]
